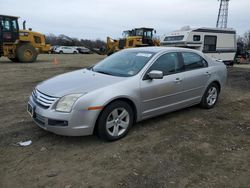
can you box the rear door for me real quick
[140,52,185,118]
[180,52,211,105]
[67,47,73,53]
[63,47,70,53]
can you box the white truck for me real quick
[161,27,237,65]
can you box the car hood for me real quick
[36,69,126,97]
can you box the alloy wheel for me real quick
[206,87,218,106]
[106,108,130,137]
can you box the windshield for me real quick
[135,29,144,36]
[122,31,131,37]
[92,51,155,77]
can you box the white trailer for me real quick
[161,27,237,64]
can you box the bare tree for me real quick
[46,34,106,49]
[243,31,250,50]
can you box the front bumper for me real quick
[28,96,100,136]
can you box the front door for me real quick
[140,52,185,119]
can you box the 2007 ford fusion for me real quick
[27,47,227,141]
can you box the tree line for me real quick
[237,31,250,51]
[45,33,106,49]
[46,30,250,52]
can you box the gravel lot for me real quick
[0,54,250,188]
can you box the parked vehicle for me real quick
[76,47,93,54]
[27,47,227,141]
[106,27,160,55]
[161,27,237,65]
[49,46,60,54]
[80,28,160,56]
[54,46,78,54]
[235,42,250,64]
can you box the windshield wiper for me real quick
[94,70,113,75]
[87,66,94,70]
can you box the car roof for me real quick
[124,46,202,54]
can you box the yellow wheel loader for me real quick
[0,15,50,63]
[106,27,160,55]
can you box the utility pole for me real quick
[216,0,230,28]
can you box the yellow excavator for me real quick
[0,15,50,62]
[81,27,160,56]
[106,27,160,55]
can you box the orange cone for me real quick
[53,57,59,65]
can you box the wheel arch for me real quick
[16,41,32,48]
[93,97,138,135]
[210,80,221,92]
[18,41,31,44]
[14,41,32,50]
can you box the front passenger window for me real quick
[149,53,182,76]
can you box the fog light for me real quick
[48,119,68,126]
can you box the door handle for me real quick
[205,72,211,76]
[174,78,182,83]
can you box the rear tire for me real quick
[59,51,63,54]
[16,44,38,63]
[200,83,220,109]
[97,101,134,141]
[107,52,113,56]
[8,57,19,62]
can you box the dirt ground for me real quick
[0,54,250,188]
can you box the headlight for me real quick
[55,94,82,112]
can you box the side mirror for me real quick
[147,70,163,79]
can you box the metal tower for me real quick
[216,0,230,28]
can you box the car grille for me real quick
[32,89,57,108]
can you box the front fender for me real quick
[73,80,141,121]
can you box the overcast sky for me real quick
[1,0,249,40]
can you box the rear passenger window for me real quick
[149,52,183,76]
[182,52,207,70]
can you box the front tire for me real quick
[200,83,219,109]
[97,101,134,141]
[107,52,113,56]
[16,44,38,63]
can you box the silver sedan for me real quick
[27,47,227,141]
